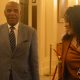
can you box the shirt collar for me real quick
[8,22,19,30]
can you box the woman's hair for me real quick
[63,5,80,41]
[70,5,80,37]
[62,7,73,40]
[64,7,73,24]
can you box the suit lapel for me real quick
[16,23,28,48]
[0,24,12,54]
[17,23,23,46]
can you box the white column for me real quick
[37,0,46,75]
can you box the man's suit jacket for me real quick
[0,23,39,80]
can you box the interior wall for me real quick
[0,0,9,24]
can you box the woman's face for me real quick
[64,21,73,35]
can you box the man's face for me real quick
[4,2,20,26]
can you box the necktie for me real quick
[9,26,16,52]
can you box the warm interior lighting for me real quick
[54,0,57,7]
[9,0,19,3]
[76,0,78,5]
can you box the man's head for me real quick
[4,1,20,26]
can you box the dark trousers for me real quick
[9,70,13,80]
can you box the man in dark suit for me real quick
[0,1,39,80]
